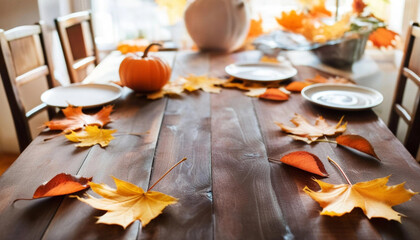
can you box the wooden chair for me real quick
[55,11,98,83]
[0,23,55,152]
[388,22,420,158]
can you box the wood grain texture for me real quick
[254,65,420,239]
[41,85,169,239]
[0,131,91,240]
[210,52,291,240]
[140,52,213,240]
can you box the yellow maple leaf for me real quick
[75,176,178,228]
[302,13,351,43]
[65,126,116,147]
[147,77,187,99]
[275,113,347,143]
[304,173,417,222]
[155,0,187,25]
[183,75,227,93]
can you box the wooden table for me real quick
[1,50,420,240]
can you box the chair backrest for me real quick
[388,22,420,158]
[55,11,98,83]
[0,23,55,152]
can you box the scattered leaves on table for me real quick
[305,74,352,84]
[75,176,178,228]
[147,77,187,99]
[369,28,398,48]
[32,173,92,199]
[304,175,417,222]
[336,134,379,160]
[276,113,347,143]
[259,88,289,101]
[183,75,227,93]
[260,56,280,63]
[66,126,116,147]
[272,151,328,177]
[45,105,113,133]
[117,39,159,54]
[285,81,312,92]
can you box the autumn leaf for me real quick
[270,151,328,177]
[247,16,264,38]
[33,173,91,199]
[336,134,379,160]
[259,88,289,101]
[276,10,306,32]
[147,77,186,99]
[66,126,116,147]
[352,0,367,14]
[45,105,113,133]
[117,39,159,54]
[369,28,398,48]
[305,74,352,84]
[302,13,351,43]
[304,157,418,222]
[286,81,312,92]
[309,0,332,18]
[183,75,227,93]
[260,56,279,63]
[75,158,186,228]
[275,114,347,143]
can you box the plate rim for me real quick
[41,83,122,108]
[225,62,298,82]
[301,83,384,110]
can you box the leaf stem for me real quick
[148,157,187,191]
[327,156,352,185]
[314,139,337,144]
[268,157,281,164]
[43,132,65,141]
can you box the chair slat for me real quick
[15,65,49,86]
[394,104,412,123]
[403,67,420,87]
[72,56,96,70]
[26,103,48,119]
[5,25,41,41]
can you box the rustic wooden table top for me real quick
[1,50,420,240]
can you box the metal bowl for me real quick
[311,30,371,68]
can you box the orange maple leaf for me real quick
[309,0,332,18]
[247,16,264,38]
[276,10,306,32]
[33,173,92,199]
[45,105,113,133]
[352,0,367,14]
[336,134,379,160]
[369,28,398,48]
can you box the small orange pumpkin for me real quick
[119,43,171,92]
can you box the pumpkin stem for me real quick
[142,43,162,58]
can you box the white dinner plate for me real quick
[301,84,383,110]
[41,83,122,108]
[225,62,297,82]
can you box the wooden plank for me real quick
[41,89,168,239]
[140,51,213,239]
[253,65,420,239]
[210,52,291,240]
[41,53,177,239]
[0,130,91,239]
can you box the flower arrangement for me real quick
[275,0,398,49]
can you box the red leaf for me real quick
[277,151,328,177]
[33,173,92,199]
[336,135,379,160]
[259,88,289,101]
